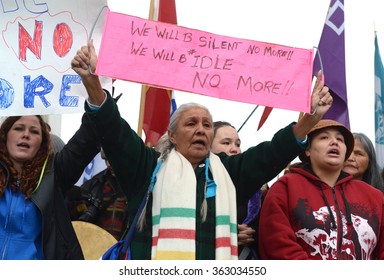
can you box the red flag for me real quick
[257,106,273,131]
[141,0,177,147]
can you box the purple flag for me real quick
[313,0,350,128]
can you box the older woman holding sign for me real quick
[71,41,332,260]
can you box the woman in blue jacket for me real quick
[0,113,100,259]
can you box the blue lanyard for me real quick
[151,158,217,198]
[204,157,217,198]
[149,160,163,193]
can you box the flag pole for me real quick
[237,105,259,132]
[137,85,148,138]
[137,0,155,137]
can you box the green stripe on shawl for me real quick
[153,208,195,225]
[217,215,238,233]
[151,150,238,259]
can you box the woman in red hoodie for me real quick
[258,120,384,260]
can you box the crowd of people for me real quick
[0,38,383,260]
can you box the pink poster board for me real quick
[96,10,314,113]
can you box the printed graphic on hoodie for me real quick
[293,200,377,260]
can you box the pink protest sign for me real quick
[96,10,314,113]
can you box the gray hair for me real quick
[352,133,384,192]
[138,103,213,229]
[156,102,212,160]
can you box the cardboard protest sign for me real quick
[0,0,109,116]
[96,10,314,113]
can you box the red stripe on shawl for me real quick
[159,229,195,239]
[216,238,238,256]
[152,236,158,247]
[152,229,194,247]
[231,245,238,256]
[216,237,231,248]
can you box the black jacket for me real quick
[1,113,100,259]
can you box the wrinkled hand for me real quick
[70,40,104,105]
[310,70,332,118]
[238,224,255,246]
[71,40,98,79]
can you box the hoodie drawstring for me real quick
[340,185,352,225]
[319,183,337,229]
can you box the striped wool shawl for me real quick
[151,149,238,260]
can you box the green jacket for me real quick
[85,92,306,259]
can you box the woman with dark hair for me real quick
[211,121,241,156]
[343,133,384,193]
[211,120,264,259]
[0,114,100,259]
[259,120,384,259]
